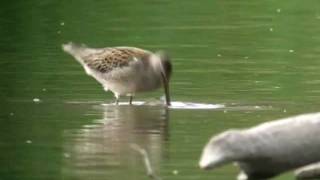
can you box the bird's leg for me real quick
[114,94,120,105]
[160,72,171,106]
[129,96,133,105]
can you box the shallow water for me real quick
[2,0,320,179]
[100,101,224,110]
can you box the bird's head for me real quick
[154,51,172,106]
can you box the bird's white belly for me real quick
[105,80,138,95]
[88,65,162,96]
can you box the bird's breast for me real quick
[98,64,162,95]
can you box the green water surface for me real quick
[1,0,320,179]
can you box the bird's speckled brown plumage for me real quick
[83,47,151,73]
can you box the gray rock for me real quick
[295,162,320,180]
[199,112,320,180]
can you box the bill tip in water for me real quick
[160,95,171,106]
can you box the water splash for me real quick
[169,101,224,110]
[101,101,224,110]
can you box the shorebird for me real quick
[62,42,172,105]
[199,112,320,180]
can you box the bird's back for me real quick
[62,42,152,74]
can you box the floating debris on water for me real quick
[217,54,222,57]
[277,8,281,13]
[42,88,47,92]
[60,22,65,26]
[26,140,32,144]
[33,98,41,103]
[172,170,179,175]
[244,56,249,59]
[289,49,295,53]
[283,109,287,113]
[254,106,261,109]
[64,153,71,158]
[9,112,14,116]
[269,28,274,32]
[57,30,61,34]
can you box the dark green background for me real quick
[1,0,320,179]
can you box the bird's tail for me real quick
[62,42,90,59]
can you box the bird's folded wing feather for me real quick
[82,47,150,73]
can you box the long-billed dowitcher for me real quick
[62,42,172,105]
[199,112,320,180]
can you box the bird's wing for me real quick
[82,47,151,73]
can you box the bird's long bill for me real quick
[161,72,171,106]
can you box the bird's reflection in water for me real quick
[62,105,169,179]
